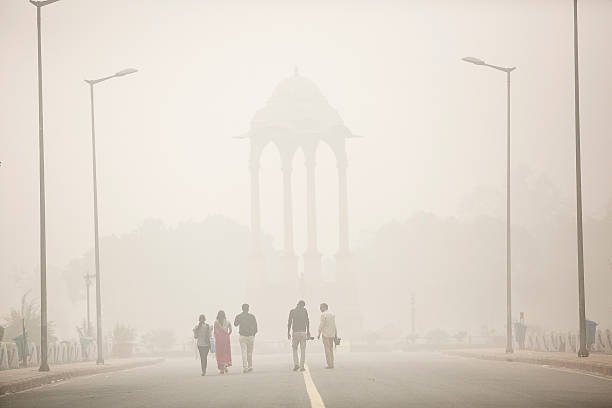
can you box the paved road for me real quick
[2,352,612,407]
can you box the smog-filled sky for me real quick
[1,0,612,341]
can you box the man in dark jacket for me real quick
[288,300,310,371]
[234,303,258,373]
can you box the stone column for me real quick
[250,163,262,255]
[281,159,298,278]
[304,155,321,281]
[282,162,294,255]
[336,157,350,284]
[306,159,318,254]
[337,160,349,255]
[335,156,361,339]
[249,160,265,288]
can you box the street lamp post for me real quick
[462,56,516,354]
[572,0,588,358]
[29,0,63,373]
[85,68,138,365]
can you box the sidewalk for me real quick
[446,348,612,377]
[0,357,163,396]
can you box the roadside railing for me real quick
[523,328,612,354]
[0,340,112,370]
[0,343,20,370]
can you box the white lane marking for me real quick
[446,352,612,382]
[302,365,326,408]
[542,365,612,381]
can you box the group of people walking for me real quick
[288,300,338,371]
[193,303,257,376]
[193,301,338,376]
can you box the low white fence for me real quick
[0,343,20,370]
[0,340,112,370]
[524,328,612,354]
[47,341,81,364]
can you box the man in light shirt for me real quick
[317,303,337,369]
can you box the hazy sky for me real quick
[2,0,612,316]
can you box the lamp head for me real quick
[30,0,62,7]
[115,68,138,77]
[462,57,486,65]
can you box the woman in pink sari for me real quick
[214,310,232,374]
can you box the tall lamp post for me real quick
[29,0,63,373]
[572,0,588,358]
[462,56,516,354]
[86,68,138,364]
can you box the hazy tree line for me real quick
[354,172,612,336]
[5,174,610,344]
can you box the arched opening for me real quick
[292,147,307,280]
[316,141,340,282]
[258,141,283,281]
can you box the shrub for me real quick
[113,324,136,343]
[142,329,175,351]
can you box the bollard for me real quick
[0,343,8,370]
[8,343,19,369]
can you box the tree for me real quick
[112,324,136,343]
[142,329,175,352]
[454,331,468,343]
[2,291,56,346]
[426,329,450,344]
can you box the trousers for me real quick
[322,336,334,368]
[198,346,210,374]
[292,331,308,368]
[239,335,255,369]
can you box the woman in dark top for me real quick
[193,314,211,376]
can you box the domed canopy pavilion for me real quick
[238,70,358,283]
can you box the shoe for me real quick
[247,367,253,373]
[243,368,248,373]
[299,367,306,372]
[219,370,225,374]
[224,368,229,374]
[293,365,300,371]
[201,373,206,376]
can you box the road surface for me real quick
[2,352,612,407]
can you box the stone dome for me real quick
[250,72,347,137]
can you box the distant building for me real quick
[238,70,361,336]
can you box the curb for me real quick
[0,358,164,396]
[445,350,612,378]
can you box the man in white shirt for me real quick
[317,303,337,369]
